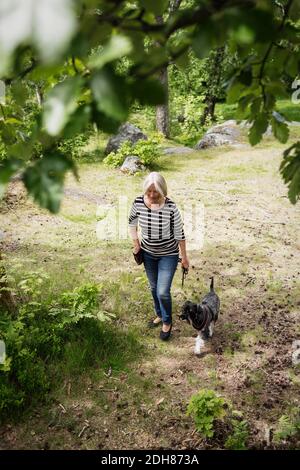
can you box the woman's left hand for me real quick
[181,256,189,270]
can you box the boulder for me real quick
[120,156,146,175]
[195,120,241,149]
[105,123,148,155]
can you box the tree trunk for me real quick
[156,65,170,138]
[200,46,226,126]
[201,97,217,126]
[155,1,182,138]
[155,15,170,138]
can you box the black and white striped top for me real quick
[128,195,185,256]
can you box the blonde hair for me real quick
[143,172,167,199]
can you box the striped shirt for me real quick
[128,195,185,256]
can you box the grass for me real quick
[216,99,300,123]
[1,105,300,449]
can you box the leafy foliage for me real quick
[0,0,300,211]
[187,389,250,448]
[186,389,227,438]
[280,142,300,204]
[274,410,300,443]
[225,417,249,450]
[0,270,114,416]
[103,136,161,168]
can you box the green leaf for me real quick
[62,104,91,139]
[139,0,169,16]
[174,49,190,71]
[91,104,121,134]
[23,152,77,213]
[230,24,255,45]
[223,7,276,45]
[248,112,269,146]
[136,47,168,75]
[238,69,252,86]
[0,0,77,74]
[280,143,300,204]
[42,76,83,136]
[250,97,262,118]
[131,78,166,105]
[192,20,217,59]
[91,67,130,121]
[265,81,289,99]
[11,83,29,106]
[271,116,289,144]
[226,79,248,105]
[88,35,133,69]
[0,158,24,198]
[236,94,255,118]
[0,120,16,145]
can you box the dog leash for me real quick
[178,257,189,288]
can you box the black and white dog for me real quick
[179,277,220,356]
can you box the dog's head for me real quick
[179,300,205,330]
[179,301,199,323]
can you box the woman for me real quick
[128,172,189,341]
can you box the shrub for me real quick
[225,417,249,450]
[187,389,227,438]
[0,272,114,417]
[103,141,133,168]
[274,411,300,444]
[187,389,250,448]
[103,136,161,168]
[58,131,92,160]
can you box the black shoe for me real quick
[148,318,162,329]
[160,324,172,341]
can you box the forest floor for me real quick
[0,125,300,450]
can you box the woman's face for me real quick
[145,184,161,203]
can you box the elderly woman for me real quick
[128,172,189,341]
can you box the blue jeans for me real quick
[142,249,179,325]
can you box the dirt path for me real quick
[0,139,299,450]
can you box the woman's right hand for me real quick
[133,242,141,254]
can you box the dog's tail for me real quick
[210,276,214,291]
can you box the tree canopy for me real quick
[0,0,300,211]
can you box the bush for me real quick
[0,272,114,418]
[169,94,225,146]
[187,389,227,438]
[225,417,249,450]
[58,130,93,160]
[103,136,161,168]
[187,389,249,448]
[274,411,300,444]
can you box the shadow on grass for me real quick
[0,317,144,424]
[75,148,106,165]
[59,319,144,376]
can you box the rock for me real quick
[162,146,194,155]
[195,120,241,149]
[120,156,146,174]
[105,123,148,155]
